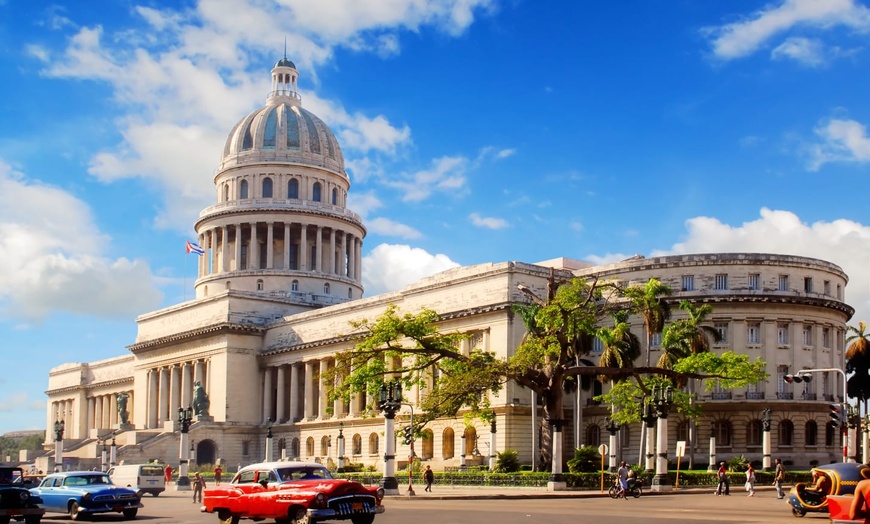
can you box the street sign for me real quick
[598,444,608,457]
[675,441,686,458]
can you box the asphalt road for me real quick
[34,488,830,524]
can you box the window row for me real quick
[679,273,841,299]
[222,177,343,205]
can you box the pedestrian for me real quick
[424,465,434,492]
[745,464,756,497]
[213,464,223,486]
[164,464,173,483]
[192,472,206,503]
[617,461,630,499]
[716,462,730,496]
[774,458,785,499]
[850,478,870,523]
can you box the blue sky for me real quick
[3,0,870,436]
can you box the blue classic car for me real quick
[30,471,143,521]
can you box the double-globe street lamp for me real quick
[176,406,193,490]
[649,384,674,491]
[378,380,403,495]
[53,419,64,472]
[604,417,620,472]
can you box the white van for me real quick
[107,463,166,497]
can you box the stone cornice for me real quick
[665,293,854,318]
[46,377,133,396]
[126,323,264,353]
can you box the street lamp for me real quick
[175,406,193,491]
[377,379,402,495]
[110,436,117,468]
[264,417,274,462]
[604,417,620,472]
[641,401,657,472]
[101,440,108,472]
[337,422,346,472]
[53,419,64,472]
[761,409,772,471]
[649,384,674,491]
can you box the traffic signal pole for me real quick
[788,367,848,463]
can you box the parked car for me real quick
[202,461,385,524]
[0,465,45,524]
[30,471,143,521]
[107,463,166,497]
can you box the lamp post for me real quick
[761,409,772,471]
[650,384,674,491]
[848,405,860,463]
[264,418,274,462]
[337,422,346,472]
[53,419,64,472]
[377,379,402,495]
[641,401,657,472]
[100,440,108,472]
[175,406,193,491]
[460,433,467,469]
[489,419,497,471]
[604,417,620,472]
[707,421,717,473]
[110,436,117,468]
[863,415,870,465]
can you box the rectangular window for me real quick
[747,322,761,344]
[651,332,662,349]
[837,284,842,299]
[777,323,789,345]
[803,325,813,346]
[592,337,604,354]
[824,280,831,295]
[715,274,728,290]
[748,273,760,290]
[714,322,728,344]
[776,365,789,394]
[778,275,789,291]
[681,275,694,291]
[804,277,813,293]
[823,327,831,348]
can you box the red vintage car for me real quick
[201,461,385,524]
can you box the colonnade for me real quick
[144,359,210,429]
[197,222,362,282]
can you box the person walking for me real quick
[164,464,173,484]
[716,462,730,496]
[192,472,206,503]
[774,458,785,499]
[213,464,223,486]
[745,464,756,497]
[423,465,434,492]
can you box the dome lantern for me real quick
[270,55,301,104]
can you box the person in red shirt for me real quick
[164,464,173,483]
[213,465,223,485]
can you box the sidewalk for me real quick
[387,483,777,499]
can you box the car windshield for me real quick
[64,474,112,486]
[0,468,23,485]
[276,466,333,481]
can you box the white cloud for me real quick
[704,0,870,60]
[366,217,422,239]
[0,160,163,321]
[389,156,468,202]
[469,212,508,230]
[809,118,870,170]
[362,243,460,296]
[347,192,383,218]
[771,36,825,66]
[647,208,870,325]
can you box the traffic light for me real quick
[402,426,413,445]
[784,373,812,384]
[830,403,843,424]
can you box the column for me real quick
[193,360,204,387]
[276,365,286,423]
[346,234,354,279]
[210,229,218,276]
[289,363,301,422]
[221,225,229,272]
[148,369,159,429]
[283,223,291,269]
[109,394,117,426]
[300,225,308,270]
[234,224,243,270]
[94,396,103,430]
[355,238,362,283]
[315,226,322,272]
[266,222,274,269]
[87,397,95,434]
[304,361,315,419]
[170,365,181,416]
[251,222,259,270]
[328,228,336,274]
[263,366,273,422]
[181,362,193,409]
[319,359,330,419]
[159,367,169,424]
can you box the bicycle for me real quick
[608,476,643,499]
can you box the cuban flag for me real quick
[185,241,205,256]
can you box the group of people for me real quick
[162,463,224,504]
[615,461,638,498]
[715,458,787,498]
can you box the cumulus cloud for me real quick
[362,243,460,296]
[771,36,826,66]
[366,218,422,239]
[388,156,468,202]
[0,161,163,321]
[809,118,870,170]
[469,212,508,230]
[704,0,870,61]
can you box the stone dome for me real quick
[218,60,345,177]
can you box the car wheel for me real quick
[123,508,138,519]
[24,516,41,524]
[69,501,83,521]
[291,507,310,524]
[217,509,239,524]
[351,515,375,524]
[152,491,160,497]
[792,507,806,517]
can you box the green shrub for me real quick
[495,450,521,473]
[567,446,601,473]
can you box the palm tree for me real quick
[846,321,870,410]
[597,310,641,466]
[622,278,672,367]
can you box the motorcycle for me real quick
[609,475,643,499]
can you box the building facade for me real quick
[41,60,855,473]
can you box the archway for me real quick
[195,439,217,467]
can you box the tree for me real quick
[622,278,672,367]
[846,321,870,408]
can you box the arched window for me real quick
[263,108,277,148]
[262,177,273,198]
[223,183,229,202]
[805,420,818,446]
[352,434,362,455]
[225,281,231,290]
[313,182,322,202]
[826,422,837,447]
[586,425,601,447]
[369,433,379,455]
[240,180,249,199]
[442,428,455,459]
[324,283,330,294]
[257,279,264,291]
[288,178,299,199]
[306,437,314,457]
[291,280,299,292]
[292,437,300,458]
[779,420,794,446]
[421,430,434,459]
[321,436,330,456]
[331,188,338,205]
[746,419,763,447]
[712,420,732,447]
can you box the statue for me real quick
[192,381,210,416]
[117,392,130,425]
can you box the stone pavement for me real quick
[388,483,781,499]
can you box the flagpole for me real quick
[183,247,188,302]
